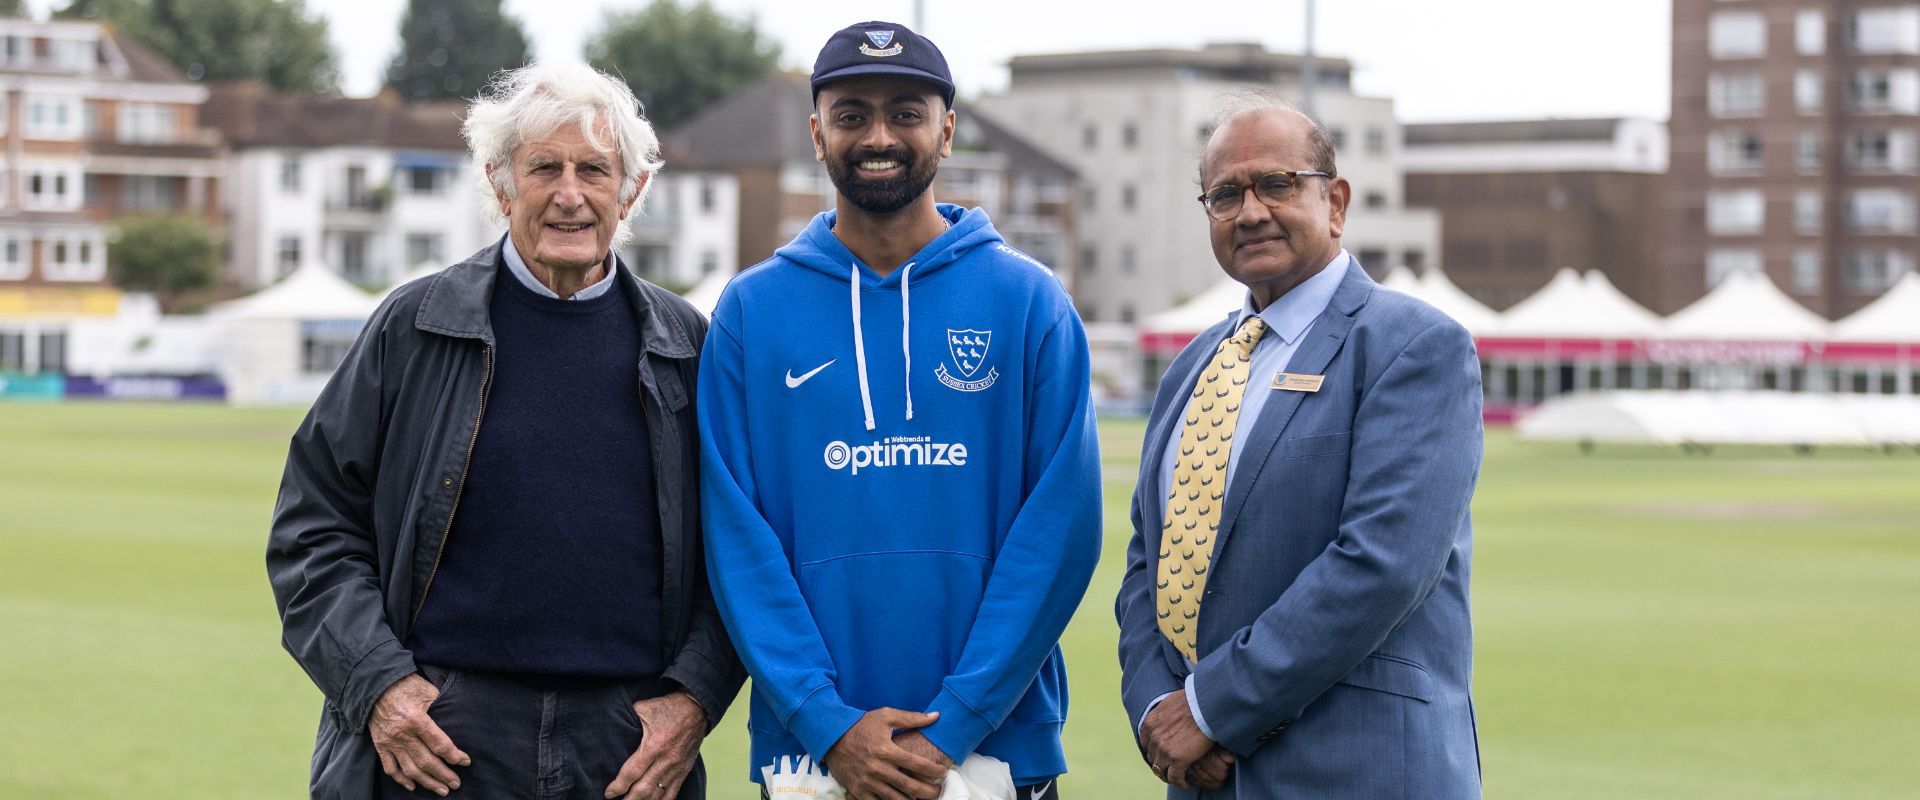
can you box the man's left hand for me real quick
[893,730,954,775]
[604,689,707,800]
[1139,689,1216,790]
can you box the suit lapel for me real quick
[1214,265,1375,552]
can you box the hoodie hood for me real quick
[771,203,1005,431]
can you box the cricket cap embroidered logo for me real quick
[811,20,955,107]
[937,329,999,391]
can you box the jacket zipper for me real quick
[410,343,492,632]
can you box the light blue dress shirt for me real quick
[1143,250,1352,739]
[501,234,618,301]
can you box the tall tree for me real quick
[0,0,27,17]
[385,0,529,101]
[59,0,337,92]
[584,0,781,130]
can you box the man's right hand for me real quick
[370,673,471,796]
[821,708,948,800]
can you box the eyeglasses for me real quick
[1197,170,1332,221]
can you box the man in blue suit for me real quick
[1116,103,1484,799]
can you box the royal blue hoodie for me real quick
[699,205,1101,784]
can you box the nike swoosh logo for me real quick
[1030,782,1051,800]
[785,359,835,388]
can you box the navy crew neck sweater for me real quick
[408,262,664,678]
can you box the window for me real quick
[1121,183,1137,212]
[300,320,361,374]
[23,164,82,211]
[1849,130,1918,171]
[1797,132,1822,172]
[1707,189,1765,234]
[1851,7,1920,54]
[1844,250,1913,292]
[1708,130,1764,173]
[1792,249,1821,294]
[1358,248,1388,269]
[1120,243,1136,275]
[44,235,105,282]
[1365,190,1387,210]
[1709,11,1767,58]
[1797,9,1826,54]
[405,233,442,267]
[1364,127,1387,155]
[24,93,82,139]
[1081,124,1097,149]
[339,233,370,283]
[280,155,302,193]
[117,103,177,144]
[1706,248,1763,286]
[122,176,171,211]
[1121,121,1138,149]
[1080,244,1097,275]
[277,235,301,274]
[1329,127,1347,150]
[699,178,715,212]
[1081,186,1096,212]
[1710,73,1764,116]
[700,250,719,275]
[1849,69,1920,113]
[0,236,24,280]
[1794,71,1821,113]
[1795,189,1822,233]
[404,166,443,194]
[1849,188,1917,233]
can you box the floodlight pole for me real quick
[1301,0,1318,119]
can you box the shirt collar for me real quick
[501,234,618,301]
[1236,250,1351,346]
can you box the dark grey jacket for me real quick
[267,241,744,798]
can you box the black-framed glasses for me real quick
[1197,170,1332,220]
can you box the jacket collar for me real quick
[413,236,698,359]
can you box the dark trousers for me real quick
[759,777,1058,799]
[381,666,702,800]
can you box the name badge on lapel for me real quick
[1272,372,1325,393]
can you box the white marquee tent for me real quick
[210,264,379,405]
[1660,271,1830,341]
[1832,272,1920,343]
[1497,268,1663,339]
[1516,390,1920,447]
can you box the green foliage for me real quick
[58,0,338,92]
[584,0,781,130]
[385,0,529,102]
[107,214,221,302]
[0,0,28,17]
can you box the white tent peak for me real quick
[1386,266,1501,335]
[210,263,379,320]
[1660,270,1828,341]
[1832,270,1920,343]
[1498,268,1661,338]
[376,260,449,303]
[1141,278,1244,335]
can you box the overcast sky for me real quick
[41,0,1676,122]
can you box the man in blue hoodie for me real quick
[698,20,1102,800]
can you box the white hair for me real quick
[463,61,664,246]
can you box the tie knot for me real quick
[1230,315,1267,349]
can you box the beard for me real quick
[827,148,939,214]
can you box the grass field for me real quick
[2,402,1918,798]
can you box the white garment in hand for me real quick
[760,753,1016,800]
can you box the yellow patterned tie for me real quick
[1157,315,1266,662]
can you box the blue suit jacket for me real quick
[1116,264,1484,799]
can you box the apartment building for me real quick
[0,18,222,380]
[977,43,1439,323]
[1669,0,1920,318]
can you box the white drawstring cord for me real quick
[900,261,914,422]
[850,262,876,431]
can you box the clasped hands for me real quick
[1138,689,1235,790]
[368,672,707,800]
[823,708,952,800]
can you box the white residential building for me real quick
[977,43,1440,324]
[204,85,489,289]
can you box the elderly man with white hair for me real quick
[268,62,743,800]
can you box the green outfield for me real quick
[2,403,1917,798]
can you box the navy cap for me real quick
[811,21,955,107]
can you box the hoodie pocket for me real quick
[796,550,992,706]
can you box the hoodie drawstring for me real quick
[901,262,914,423]
[850,263,877,431]
[848,260,918,431]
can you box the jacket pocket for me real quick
[1280,430,1351,459]
[1334,653,1433,703]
